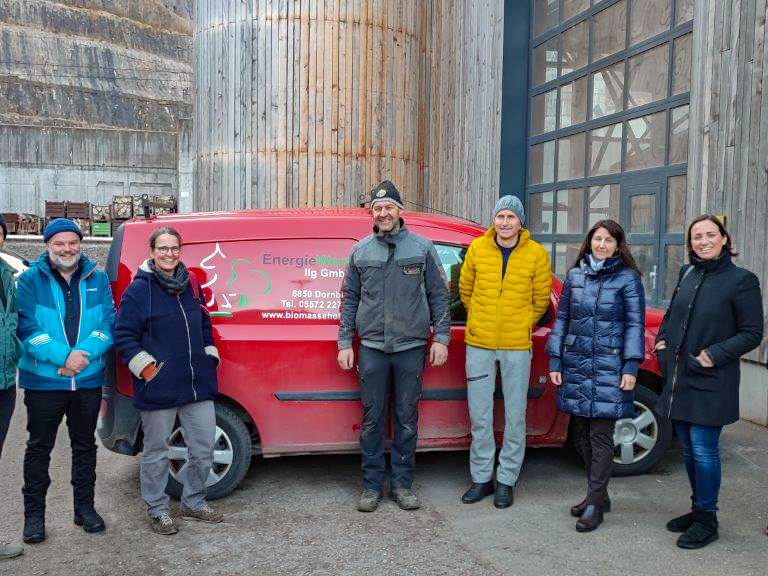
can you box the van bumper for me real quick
[98,384,142,456]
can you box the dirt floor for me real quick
[1,395,767,576]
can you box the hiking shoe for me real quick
[150,514,178,535]
[390,488,421,511]
[356,489,382,512]
[22,517,45,545]
[0,542,23,559]
[73,509,106,533]
[181,503,223,524]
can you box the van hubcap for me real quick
[167,425,234,487]
[613,402,658,465]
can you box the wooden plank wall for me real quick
[688,0,768,363]
[193,0,504,223]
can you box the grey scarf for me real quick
[148,259,190,295]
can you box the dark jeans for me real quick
[571,416,615,507]
[22,387,102,518]
[0,386,16,460]
[673,420,723,512]
[358,345,426,491]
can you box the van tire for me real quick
[611,384,672,477]
[165,403,252,501]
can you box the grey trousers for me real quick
[140,400,216,518]
[466,346,532,486]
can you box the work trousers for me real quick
[358,345,426,491]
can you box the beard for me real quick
[49,252,80,273]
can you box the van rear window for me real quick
[182,238,354,323]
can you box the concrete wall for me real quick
[0,0,193,214]
[6,236,111,270]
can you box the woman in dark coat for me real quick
[114,227,223,536]
[655,215,763,549]
[546,220,645,532]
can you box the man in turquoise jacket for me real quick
[0,215,24,560]
[16,219,115,545]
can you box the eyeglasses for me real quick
[155,246,181,255]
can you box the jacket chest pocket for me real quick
[396,256,425,279]
[356,260,384,293]
[84,286,101,309]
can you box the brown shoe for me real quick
[575,505,604,532]
[181,503,223,524]
[150,514,178,535]
[390,488,421,510]
[571,496,611,517]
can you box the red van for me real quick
[98,209,671,499]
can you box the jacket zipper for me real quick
[46,266,94,391]
[591,275,604,418]
[176,294,197,401]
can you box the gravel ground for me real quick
[1,394,766,576]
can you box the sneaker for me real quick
[181,503,224,524]
[356,489,382,513]
[390,488,421,511]
[150,514,178,536]
[0,542,23,559]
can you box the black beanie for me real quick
[369,180,404,208]
[0,213,7,239]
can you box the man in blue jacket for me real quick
[16,219,115,544]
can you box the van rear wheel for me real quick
[165,403,252,501]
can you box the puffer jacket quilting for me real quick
[459,227,551,350]
[545,258,646,419]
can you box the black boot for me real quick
[22,517,45,544]
[74,508,106,533]
[666,509,695,533]
[575,505,604,532]
[461,481,495,504]
[676,510,719,549]
[493,482,513,509]
[570,495,611,517]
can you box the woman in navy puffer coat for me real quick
[546,219,645,533]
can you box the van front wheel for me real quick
[165,403,252,501]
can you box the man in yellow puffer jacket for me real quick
[458,195,551,509]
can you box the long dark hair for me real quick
[149,226,183,249]
[570,219,641,275]
[685,214,738,262]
